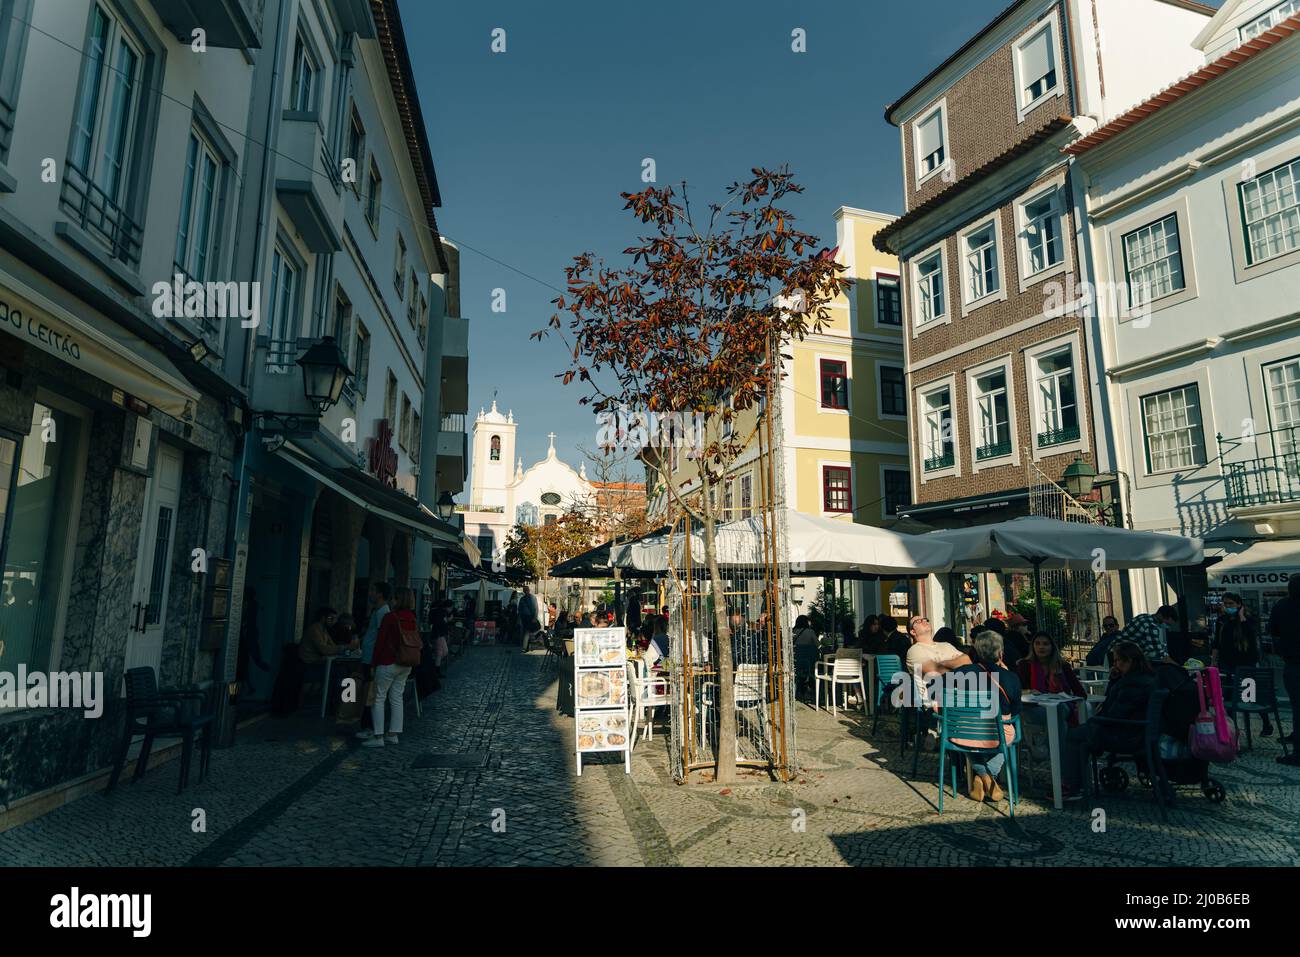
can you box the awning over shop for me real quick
[1206,539,1300,588]
[0,269,200,420]
[276,442,463,546]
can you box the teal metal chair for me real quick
[1223,666,1290,755]
[870,654,904,736]
[936,690,1016,817]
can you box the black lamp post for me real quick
[435,490,456,521]
[296,335,352,412]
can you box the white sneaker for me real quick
[361,736,385,748]
[384,734,399,745]
[355,729,374,740]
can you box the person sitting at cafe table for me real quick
[905,615,971,740]
[1017,631,1086,724]
[950,630,1021,803]
[859,615,887,654]
[300,607,359,664]
[1060,641,1159,799]
[1085,614,1123,666]
[882,615,912,660]
[644,619,671,667]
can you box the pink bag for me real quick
[1188,667,1237,764]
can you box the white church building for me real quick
[460,401,596,568]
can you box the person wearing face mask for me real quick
[1212,592,1272,737]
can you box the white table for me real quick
[1020,692,1083,810]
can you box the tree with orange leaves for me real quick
[536,167,848,783]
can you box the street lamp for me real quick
[296,336,352,412]
[435,490,456,521]
[1061,455,1097,499]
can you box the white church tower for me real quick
[469,400,516,512]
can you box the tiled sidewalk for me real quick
[1,646,1296,866]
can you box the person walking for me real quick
[518,585,539,650]
[361,586,418,748]
[1212,592,1272,737]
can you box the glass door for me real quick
[124,443,182,678]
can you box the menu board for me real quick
[573,627,630,775]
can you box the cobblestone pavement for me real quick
[2,646,1297,866]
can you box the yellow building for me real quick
[645,208,910,625]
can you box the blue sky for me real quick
[400,0,1224,494]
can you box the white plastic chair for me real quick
[627,658,671,748]
[814,652,866,715]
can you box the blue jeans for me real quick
[970,751,1004,779]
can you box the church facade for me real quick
[460,401,596,567]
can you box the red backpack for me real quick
[395,614,422,667]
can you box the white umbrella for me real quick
[925,516,1203,626]
[925,516,1203,572]
[610,509,954,576]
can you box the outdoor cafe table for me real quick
[1020,692,1084,810]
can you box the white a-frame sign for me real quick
[573,627,631,775]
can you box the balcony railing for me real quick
[976,438,1013,461]
[1219,427,1300,509]
[441,413,466,433]
[262,337,299,374]
[1037,423,1081,448]
[924,450,954,472]
[59,160,143,270]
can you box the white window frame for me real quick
[353,320,370,398]
[1240,0,1300,42]
[69,3,146,205]
[1023,332,1089,461]
[909,239,950,336]
[958,211,1007,315]
[1122,213,1186,309]
[173,128,223,284]
[1106,194,1199,318]
[1240,156,1300,267]
[1014,176,1070,291]
[365,158,382,232]
[818,460,853,516]
[1140,384,1207,475]
[1264,356,1300,457]
[1123,364,1217,491]
[1012,10,1064,122]
[916,374,960,482]
[394,233,406,296]
[384,369,397,425]
[966,356,1018,472]
[912,98,950,190]
[265,239,302,373]
[289,28,318,113]
[739,471,754,518]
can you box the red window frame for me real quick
[820,359,848,410]
[822,466,852,513]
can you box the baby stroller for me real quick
[1092,687,1227,816]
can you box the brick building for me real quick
[874,0,1215,629]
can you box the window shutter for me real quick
[917,112,943,159]
[1021,28,1053,88]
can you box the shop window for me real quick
[0,403,82,675]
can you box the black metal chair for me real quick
[1224,666,1290,755]
[106,667,216,795]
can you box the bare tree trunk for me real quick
[699,467,737,785]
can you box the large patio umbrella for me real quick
[610,509,954,577]
[924,516,1204,624]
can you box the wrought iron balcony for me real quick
[59,161,143,270]
[1037,423,1081,448]
[976,438,1013,461]
[1219,427,1300,510]
[924,450,954,472]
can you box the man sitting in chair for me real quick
[906,615,971,745]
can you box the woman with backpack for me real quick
[363,587,421,749]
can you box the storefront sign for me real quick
[573,627,630,775]
[1210,569,1298,586]
[367,418,398,488]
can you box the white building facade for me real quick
[1069,1,1300,625]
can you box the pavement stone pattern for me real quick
[1,645,1297,867]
